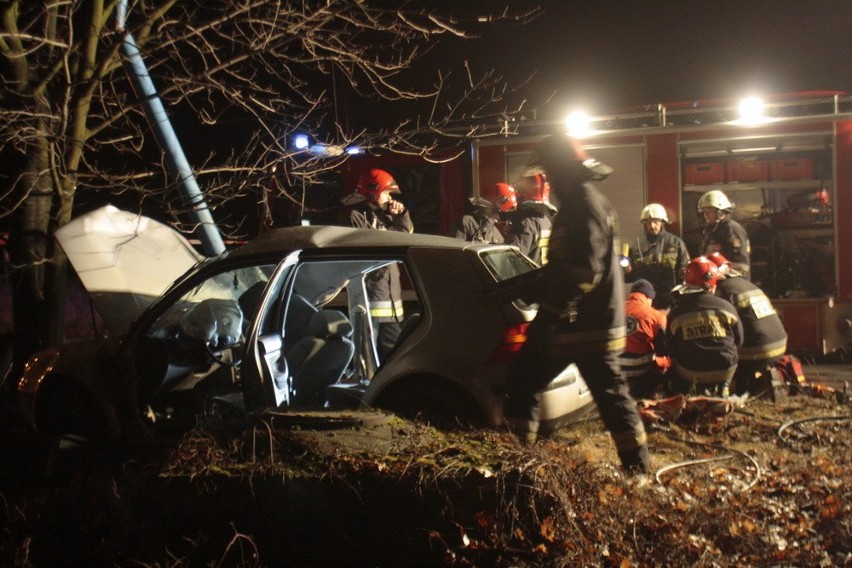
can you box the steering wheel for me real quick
[205,337,243,367]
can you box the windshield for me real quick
[479,249,537,281]
[147,264,275,343]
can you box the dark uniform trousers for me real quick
[503,311,648,470]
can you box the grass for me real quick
[1,393,850,566]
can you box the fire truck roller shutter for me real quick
[506,144,647,247]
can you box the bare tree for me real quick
[0,0,540,369]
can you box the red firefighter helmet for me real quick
[684,256,720,290]
[515,174,551,202]
[479,182,518,212]
[355,169,400,202]
[705,252,730,269]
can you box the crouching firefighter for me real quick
[706,252,788,398]
[493,133,650,474]
[666,257,743,397]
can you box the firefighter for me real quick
[504,173,556,265]
[706,252,788,397]
[698,190,751,278]
[497,134,650,474]
[666,256,743,397]
[626,203,690,310]
[450,182,517,243]
[621,279,670,400]
[341,168,413,360]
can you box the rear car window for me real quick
[479,249,537,281]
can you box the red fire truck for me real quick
[472,91,852,357]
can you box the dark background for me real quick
[431,0,852,120]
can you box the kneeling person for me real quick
[620,279,670,399]
[706,252,787,397]
[666,257,743,397]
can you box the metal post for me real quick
[116,2,225,256]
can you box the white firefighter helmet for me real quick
[640,203,669,224]
[697,190,734,211]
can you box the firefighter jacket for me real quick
[533,183,626,357]
[620,292,668,378]
[627,230,690,306]
[715,275,787,363]
[450,213,504,244]
[346,203,413,322]
[666,289,744,384]
[702,217,751,277]
[504,201,555,265]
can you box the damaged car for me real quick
[17,206,593,447]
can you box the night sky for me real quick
[433,0,852,120]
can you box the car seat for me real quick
[287,310,355,406]
[284,293,320,349]
[237,281,267,330]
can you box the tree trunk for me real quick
[9,145,54,377]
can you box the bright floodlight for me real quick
[565,110,593,138]
[346,146,363,155]
[293,134,310,150]
[738,96,765,124]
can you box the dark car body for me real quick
[18,214,593,444]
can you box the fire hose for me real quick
[652,430,762,490]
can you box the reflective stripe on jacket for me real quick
[667,289,743,377]
[504,201,555,265]
[714,275,787,362]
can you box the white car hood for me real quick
[56,205,204,336]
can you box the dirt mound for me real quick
[2,396,850,566]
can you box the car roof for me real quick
[227,225,480,259]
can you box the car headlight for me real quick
[17,348,61,397]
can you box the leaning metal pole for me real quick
[115,1,225,256]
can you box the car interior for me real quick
[139,258,423,423]
[262,258,422,408]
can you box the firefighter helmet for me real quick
[515,174,550,202]
[354,169,400,202]
[640,203,670,224]
[523,134,613,181]
[479,182,518,212]
[705,252,730,268]
[705,251,733,276]
[684,256,720,290]
[697,190,734,211]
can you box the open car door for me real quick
[241,251,302,410]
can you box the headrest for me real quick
[286,294,319,335]
[308,310,353,338]
[238,281,267,318]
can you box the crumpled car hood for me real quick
[56,205,204,336]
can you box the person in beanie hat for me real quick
[620,279,670,399]
[630,279,656,300]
